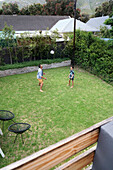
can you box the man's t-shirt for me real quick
[37,68,42,79]
[69,70,74,79]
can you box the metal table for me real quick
[0,110,15,131]
[8,123,31,144]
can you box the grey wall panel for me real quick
[92,120,113,170]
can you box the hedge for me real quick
[64,31,113,85]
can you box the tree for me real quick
[19,3,43,15]
[100,26,111,38]
[0,36,3,65]
[79,13,89,23]
[42,0,56,15]
[2,23,15,64]
[19,6,30,15]
[0,0,81,17]
[28,3,43,15]
[2,2,19,15]
[17,32,31,62]
[0,8,3,15]
[95,6,102,17]
[102,1,109,16]
[42,0,81,18]
[95,0,113,17]
[104,11,113,37]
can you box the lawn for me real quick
[0,66,113,168]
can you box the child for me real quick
[37,64,46,92]
[68,66,74,88]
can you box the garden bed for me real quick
[0,60,71,77]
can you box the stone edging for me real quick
[0,60,71,77]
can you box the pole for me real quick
[72,0,77,66]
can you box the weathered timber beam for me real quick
[55,146,96,170]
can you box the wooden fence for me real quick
[1,116,113,170]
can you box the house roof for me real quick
[50,18,99,33]
[0,15,70,31]
[86,16,112,30]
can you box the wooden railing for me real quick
[1,116,113,170]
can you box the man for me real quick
[37,64,46,92]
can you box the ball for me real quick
[50,50,54,54]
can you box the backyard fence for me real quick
[0,42,67,65]
[1,116,113,170]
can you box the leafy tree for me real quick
[0,8,3,15]
[79,13,89,23]
[2,2,12,15]
[2,2,19,15]
[104,11,113,37]
[95,6,102,17]
[102,1,110,16]
[0,0,81,17]
[19,6,30,15]
[100,26,111,38]
[42,0,56,15]
[0,36,3,65]
[95,0,113,17]
[42,0,81,18]
[19,3,43,15]
[108,0,113,15]
[17,32,31,62]
[28,3,43,15]
[2,23,15,64]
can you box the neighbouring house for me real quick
[86,16,112,31]
[0,15,71,64]
[50,18,99,33]
[0,15,71,43]
[0,15,101,38]
[0,15,70,33]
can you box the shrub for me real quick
[65,31,113,85]
[0,58,70,70]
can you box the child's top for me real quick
[69,69,74,79]
[37,68,43,79]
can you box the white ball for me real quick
[50,50,54,54]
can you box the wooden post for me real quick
[72,0,77,66]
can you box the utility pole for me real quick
[72,0,77,66]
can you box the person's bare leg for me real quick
[68,79,70,86]
[40,82,43,92]
[71,80,74,88]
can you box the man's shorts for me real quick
[38,79,43,83]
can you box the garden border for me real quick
[0,60,71,77]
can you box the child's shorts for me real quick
[38,79,43,83]
[70,77,74,81]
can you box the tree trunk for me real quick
[22,46,24,62]
[8,42,12,64]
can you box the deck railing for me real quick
[1,116,113,170]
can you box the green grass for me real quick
[0,66,113,168]
[0,58,70,70]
